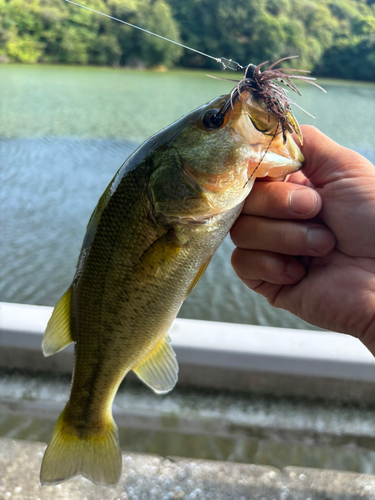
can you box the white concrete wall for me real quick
[1,302,375,402]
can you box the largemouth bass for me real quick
[40,81,304,486]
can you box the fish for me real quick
[40,71,304,486]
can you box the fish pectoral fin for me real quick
[136,229,182,281]
[133,336,178,394]
[42,286,74,357]
[185,257,212,298]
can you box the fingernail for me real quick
[285,260,304,280]
[307,227,334,253]
[289,188,318,215]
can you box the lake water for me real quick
[1,65,375,329]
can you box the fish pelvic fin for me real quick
[133,336,178,394]
[40,405,122,487]
[42,286,74,356]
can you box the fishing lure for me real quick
[206,57,326,143]
[65,0,326,147]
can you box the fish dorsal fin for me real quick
[133,336,178,394]
[42,287,74,357]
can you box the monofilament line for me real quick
[64,0,238,69]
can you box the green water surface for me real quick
[1,64,374,148]
[1,65,375,328]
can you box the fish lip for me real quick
[224,89,304,175]
[228,99,304,177]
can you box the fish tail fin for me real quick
[40,405,122,487]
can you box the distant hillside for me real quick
[0,0,374,80]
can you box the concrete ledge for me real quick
[1,302,375,402]
[1,438,375,500]
[1,371,375,454]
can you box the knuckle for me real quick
[230,247,243,272]
[259,255,282,278]
[229,221,241,245]
[230,216,252,247]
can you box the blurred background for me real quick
[1,0,375,329]
[1,0,375,77]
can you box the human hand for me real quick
[231,125,375,355]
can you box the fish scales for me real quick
[69,152,239,427]
[40,91,304,486]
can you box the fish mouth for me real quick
[251,132,304,178]
[229,91,304,179]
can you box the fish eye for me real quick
[203,109,224,129]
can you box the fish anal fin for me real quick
[42,286,74,357]
[185,257,212,298]
[40,405,122,487]
[133,336,178,394]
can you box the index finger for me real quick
[242,180,321,219]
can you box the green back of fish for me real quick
[41,90,304,486]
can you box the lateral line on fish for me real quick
[64,0,241,70]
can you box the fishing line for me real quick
[244,121,280,188]
[64,0,241,70]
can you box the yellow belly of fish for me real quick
[40,201,241,486]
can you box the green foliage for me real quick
[314,1,375,80]
[0,0,181,66]
[106,0,182,67]
[167,0,375,79]
[0,0,374,80]
[6,33,43,62]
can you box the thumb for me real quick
[294,125,374,187]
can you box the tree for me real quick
[0,0,374,79]
[0,0,181,66]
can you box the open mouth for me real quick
[229,92,304,179]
